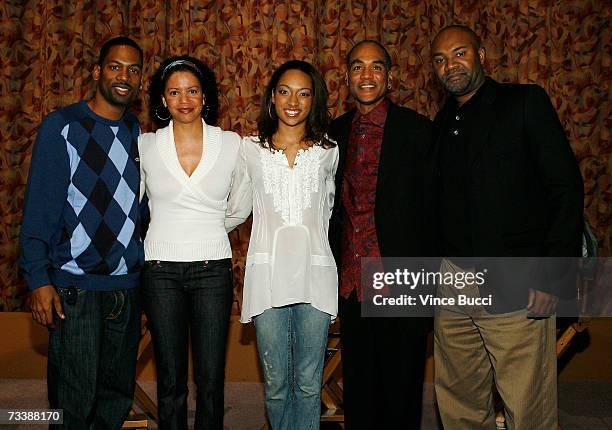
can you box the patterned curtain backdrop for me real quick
[0,0,609,310]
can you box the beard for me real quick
[442,67,482,97]
[98,82,137,107]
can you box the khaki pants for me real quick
[434,259,557,430]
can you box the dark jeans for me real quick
[48,286,141,430]
[142,259,233,430]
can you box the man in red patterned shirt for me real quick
[329,40,432,429]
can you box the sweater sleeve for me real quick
[19,112,71,290]
[137,133,148,203]
[225,137,253,232]
[137,133,151,239]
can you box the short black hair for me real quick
[258,60,334,149]
[98,36,143,67]
[434,25,482,50]
[346,40,392,70]
[148,55,220,127]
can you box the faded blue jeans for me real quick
[48,286,141,429]
[254,303,330,430]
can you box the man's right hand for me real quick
[30,285,65,328]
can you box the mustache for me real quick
[112,82,133,90]
[443,69,469,82]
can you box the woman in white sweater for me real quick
[226,60,338,430]
[139,56,239,430]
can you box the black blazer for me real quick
[429,78,584,309]
[328,100,433,263]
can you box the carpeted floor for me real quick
[0,379,610,429]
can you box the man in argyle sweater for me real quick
[20,36,145,429]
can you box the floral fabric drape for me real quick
[1,0,609,310]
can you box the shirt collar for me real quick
[353,98,389,128]
[450,77,491,113]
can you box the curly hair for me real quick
[149,55,219,127]
[257,60,334,149]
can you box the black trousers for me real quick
[339,291,429,430]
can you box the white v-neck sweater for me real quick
[139,120,240,261]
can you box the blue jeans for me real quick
[142,259,233,430]
[254,304,330,430]
[48,286,141,429]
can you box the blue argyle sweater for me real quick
[20,101,143,291]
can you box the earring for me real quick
[268,103,276,118]
[202,104,210,118]
[154,105,171,121]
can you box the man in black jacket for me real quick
[430,25,583,429]
[328,40,432,429]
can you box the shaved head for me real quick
[431,24,486,105]
[433,25,482,51]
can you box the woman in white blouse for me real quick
[139,56,240,430]
[226,60,338,429]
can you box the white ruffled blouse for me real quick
[226,136,339,323]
